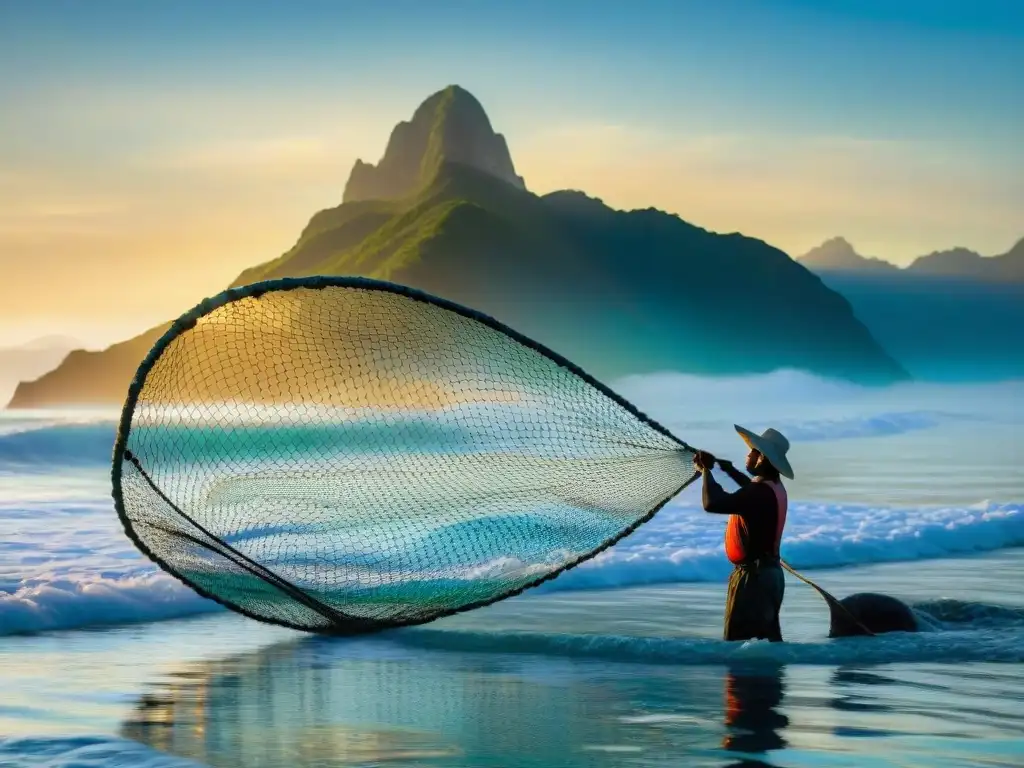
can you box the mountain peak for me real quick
[908,246,982,273]
[822,235,853,249]
[799,237,898,273]
[342,85,526,203]
[411,84,484,123]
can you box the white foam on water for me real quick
[1,490,1019,635]
[0,735,201,768]
[0,372,1020,636]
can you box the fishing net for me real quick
[112,277,699,634]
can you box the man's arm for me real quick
[701,469,769,515]
[702,469,742,515]
[717,459,752,488]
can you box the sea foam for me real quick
[1,372,1020,637]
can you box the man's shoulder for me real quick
[740,479,778,506]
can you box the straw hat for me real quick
[734,425,794,479]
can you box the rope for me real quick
[780,559,877,637]
[698,454,877,637]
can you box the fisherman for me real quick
[692,426,792,642]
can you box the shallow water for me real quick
[4,377,1023,635]
[1,373,1022,766]
[2,550,1024,767]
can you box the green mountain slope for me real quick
[7,86,907,409]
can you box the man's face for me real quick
[745,449,761,474]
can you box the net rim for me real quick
[110,275,699,635]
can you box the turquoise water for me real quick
[2,551,1023,767]
[117,399,691,627]
[1,372,1023,767]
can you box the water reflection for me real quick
[120,640,468,767]
[118,636,799,767]
[824,665,1023,741]
[720,663,789,768]
[828,668,895,714]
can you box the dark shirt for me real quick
[702,471,780,563]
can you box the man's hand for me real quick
[693,450,717,473]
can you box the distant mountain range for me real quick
[6,85,909,409]
[11,334,84,352]
[799,238,1024,382]
[799,236,1024,282]
[0,336,83,406]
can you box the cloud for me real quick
[0,171,132,236]
[0,198,128,222]
[141,135,346,175]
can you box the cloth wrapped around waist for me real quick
[733,556,781,573]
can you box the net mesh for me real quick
[112,277,698,634]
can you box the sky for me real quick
[1,0,1021,348]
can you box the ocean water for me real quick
[0,370,1022,767]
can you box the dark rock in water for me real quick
[829,592,919,637]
